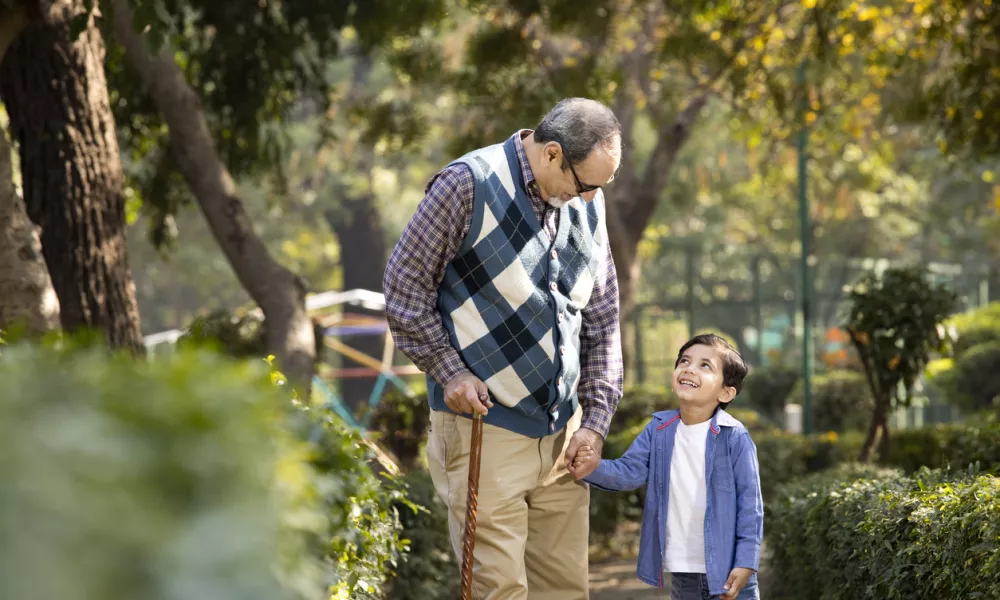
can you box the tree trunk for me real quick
[111,0,315,390]
[608,94,709,379]
[0,2,144,352]
[324,196,388,412]
[859,399,888,462]
[0,117,59,334]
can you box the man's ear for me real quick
[718,386,737,405]
[544,141,562,165]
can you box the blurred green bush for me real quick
[926,302,1000,412]
[741,365,799,421]
[0,343,406,600]
[788,369,874,433]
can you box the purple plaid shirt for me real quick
[383,130,624,437]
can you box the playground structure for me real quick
[144,288,423,431]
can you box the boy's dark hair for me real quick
[675,334,750,407]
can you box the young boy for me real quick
[571,333,764,599]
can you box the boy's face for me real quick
[672,344,737,408]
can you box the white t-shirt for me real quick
[664,419,711,573]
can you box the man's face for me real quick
[539,136,620,206]
[671,344,735,409]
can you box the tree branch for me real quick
[0,3,31,63]
[623,91,710,238]
[110,0,316,388]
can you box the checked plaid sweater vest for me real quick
[428,135,607,437]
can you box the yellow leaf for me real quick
[805,111,817,124]
[946,106,956,119]
[710,30,722,41]
[975,109,984,120]
[858,6,879,20]
[842,33,855,46]
[753,36,765,51]
[802,0,817,7]
[984,170,995,183]
[938,139,948,153]
[994,186,1000,212]
[562,56,578,67]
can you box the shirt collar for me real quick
[513,129,543,201]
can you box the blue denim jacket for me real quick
[584,409,764,595]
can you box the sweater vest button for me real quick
[550,249,558,260]
[550,404,559,414]
[549,281,557,292]
[557,312,564,323]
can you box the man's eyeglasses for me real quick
[553,139,618,195]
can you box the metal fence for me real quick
[630,251,997,430]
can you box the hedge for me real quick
[926,302,1000,412]
[789,370,874,433]
[767,464,1000,600]
[0,343,407,600]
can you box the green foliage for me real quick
[767,464,1000,600]
[845,267,957,458]
[610,385,677,430]
[0,343,407,600]
[741,365,799,421]
[177,309,325,361]
[887,420,1000,475]
[386,470,459,600]
[927,303,1000,412]
[367,383,430,471]
[845,267,957,408]
[790,370,874,433]
[753,430,865,501]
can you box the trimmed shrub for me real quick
[368,383,430,471]
[928,341,1000,412]
[0,344,406,600]
[753,429,865,501]
[887,419,1000,474]
[741,365,799,421]
[767,464,1000,600]
[789,370,874,433]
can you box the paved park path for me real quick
[590,544,773,599]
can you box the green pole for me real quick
[634,305,645,384]
[686,243,696,337]
[797,61,814,435]
[752,255,763,366]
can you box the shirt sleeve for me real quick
[732,430,765,571]
[383,164,474,387]
[577,239,625,438]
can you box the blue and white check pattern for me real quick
[431,136,605,436]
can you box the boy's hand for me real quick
[568,444,600,480]
[722,567,753,598]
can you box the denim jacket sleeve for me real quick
[583,420,653,492]
[731,429,764,571]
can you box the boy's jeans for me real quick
[670,573,760,600]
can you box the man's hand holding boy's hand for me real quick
[568,444,600,480]
[722,567,754,598]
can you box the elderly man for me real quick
[384,97,624,599]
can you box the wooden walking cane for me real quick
[460,412,484,600]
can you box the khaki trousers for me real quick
[426,408,591,600]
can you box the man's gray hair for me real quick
[533,98,622,166]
